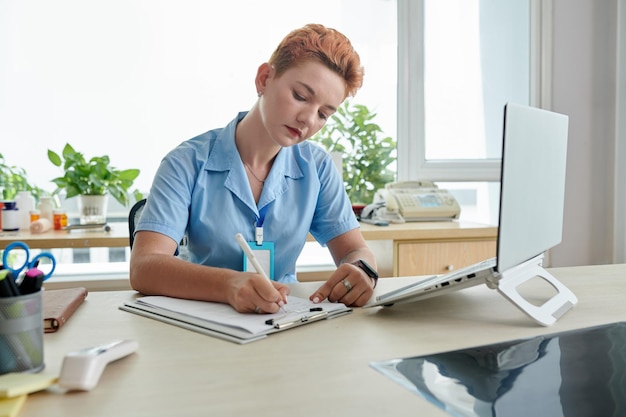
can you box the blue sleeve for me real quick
[308,148,359,245]
[136,141,201,245]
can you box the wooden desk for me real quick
[21,264,626,417]
[0,222,130,249]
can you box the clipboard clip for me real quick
[273,311,328,330]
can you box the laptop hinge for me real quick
[489,254,578,326]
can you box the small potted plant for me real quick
[0,153,44,201]
[310,102,396,216]
[48,143,142,224]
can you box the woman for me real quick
[130,24,378,314]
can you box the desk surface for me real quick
[21,263,626,417]
[357,219,497,241]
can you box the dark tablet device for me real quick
[371,322,626,417]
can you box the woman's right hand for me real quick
[226,272,290,314]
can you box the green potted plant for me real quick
[48,143,142,224]
[311,102,396,212]
[0,153,45,201]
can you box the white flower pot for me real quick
[78,194,108,224]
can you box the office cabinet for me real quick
[297,221,497,281]
[395,239,496,277]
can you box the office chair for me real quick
[127,198,189,260]
[128,198,147,249]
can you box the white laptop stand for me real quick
[486,254,578,326]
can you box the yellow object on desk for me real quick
[0,372,57,417]
[0,373,58,399]
[0,394,26,417]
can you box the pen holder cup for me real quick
[0,291,44,375]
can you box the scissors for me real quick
[2,241,57,282]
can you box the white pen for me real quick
[235,233,288,313]
[235,233,269,280]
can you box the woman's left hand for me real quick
[309,263,374,307]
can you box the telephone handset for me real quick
[370,181,461,222]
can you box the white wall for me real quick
[550,0,619,266]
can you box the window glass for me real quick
[436,181,500,225]
[0,0,397,197]
[423,0,530,161]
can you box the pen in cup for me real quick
[234,233,287,313]
[19,268,44,295]
[0,269,20,298]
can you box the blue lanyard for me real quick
[255,205,269,245]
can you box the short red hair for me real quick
[268,24,364,98]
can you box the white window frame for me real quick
[396,0,553,183]
[615,0,626,263]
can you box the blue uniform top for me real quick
[136,112,359,282]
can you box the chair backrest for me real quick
[127,198,189,260]
[128,198,147,249]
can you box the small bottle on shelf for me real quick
[30,209,41,223]
[53,209,68,230]
[38,196,55,223]
[15,190,35,230]
[2,201,20,231]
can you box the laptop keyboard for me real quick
[375,257,497,303]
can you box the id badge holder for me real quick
[242,241,275,280]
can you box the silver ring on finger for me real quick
[254,306,260,314]
[342,278,353,292]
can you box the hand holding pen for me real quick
[235,233,288,314]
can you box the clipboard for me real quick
[119,295,352,344]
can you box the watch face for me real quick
[355,259,378,278]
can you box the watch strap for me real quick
[350,259,379,288]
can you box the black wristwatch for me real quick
[351,259,379,288]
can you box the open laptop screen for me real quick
[496,103,569,273]
[368,104,576,326]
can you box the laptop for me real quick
[366,103,578,326]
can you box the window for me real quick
[398,0,539,225]
[424,0,530,161]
